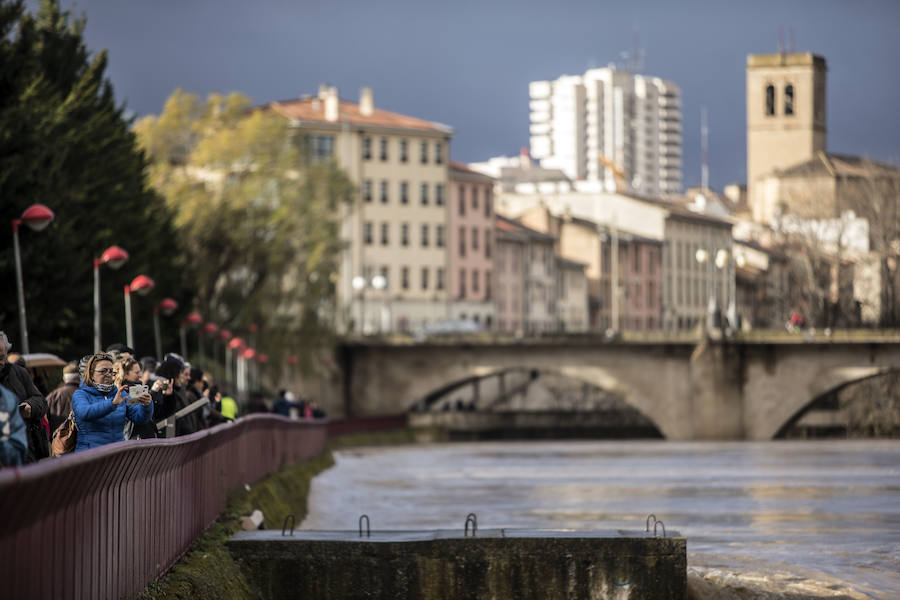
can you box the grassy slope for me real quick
[139,429,416,600]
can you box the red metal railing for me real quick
[0,413,406,600]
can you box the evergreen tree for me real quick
[0,0,191,359]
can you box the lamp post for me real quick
[228,337,244,394]
[94,245,129,351]
[153,298,178,360]
[124,275,155,350]
[11,204,55,354]
[202,322,219,370]
[371,274,387,334]
[180,311,202,359]
[352,275,366,333]
[219,329,232,385]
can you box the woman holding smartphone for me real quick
[72,354,153,451]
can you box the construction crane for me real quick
[597,152,627,192]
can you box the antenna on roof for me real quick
[701,106,709,192]
[789,26,796,52]
[778,26,784,54]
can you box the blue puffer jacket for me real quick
[72,383,153,451]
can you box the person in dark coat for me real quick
[0,384,28,466]
[45,362,80,436]
[0,331,49,462]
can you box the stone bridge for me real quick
[334,335,900,440]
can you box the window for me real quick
[458,185,466,215]
[379,137,388,161]
[459,227,466,257]
[420,182,429,205]
[380,222,389,246]
[633,248,641,272]
[472,269,479,292]
[362,136,372,160]
[484,187,492,217]
[485,271,492,299]
[363,179,372,203]
[765,84,775,116]
[303,135,334,162]
[364,221,373,245]
[421,223,429,247]
[401,266,409,290]
[436,224,445,247]
[421,267,429,290]
[435,183,444,206]
[380,180,388,204]
[400,139,408,163]
[420,140,428,164]
[459,268,466,298]
[400,181,409,204]
[472,227,479,251]
[485,230,492,258]
[785,84,794,116]
[434,141,443,164]
[436,268,444,290]
[380,266,389,289]
[472,187,479,209]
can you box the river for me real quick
[301,440,900,599]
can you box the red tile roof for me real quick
[265,97,451,134]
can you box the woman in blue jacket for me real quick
[72,353,153,451]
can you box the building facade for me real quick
[267,86,452,333]
[746,52,827,223]
[448,162,496,328]
[494,216,557,334]
[529,67,682,197]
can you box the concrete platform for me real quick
[228,528,686,599]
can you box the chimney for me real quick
[324,86,339,122]
[359,86,374,116]
[520,146,532,170]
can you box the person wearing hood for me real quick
[0,331,49,462]
[71,353,152,451]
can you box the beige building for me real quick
[267,86,452,333]
[746,52,827,223]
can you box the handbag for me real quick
[50,410,78,457]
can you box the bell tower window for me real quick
[765,84,775,116]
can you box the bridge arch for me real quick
[771,366,898,438]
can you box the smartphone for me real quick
[126,384,148,405]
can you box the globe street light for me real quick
[124,275,155,350]
[371,275,388,334]
[94,245,129,351]
[12,204,55,354]
[153,298,178,360]
[352,275,367,333]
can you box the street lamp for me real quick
[371,274,387,334]
[202,322,219,370]
[93,245,128,351]
[352,275,367,333]
[180,311,202,359]
[124,275,155,350]
[12,204,54,354]
[153,298,178,360]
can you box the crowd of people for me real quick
[0,329,320,467]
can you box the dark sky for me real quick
[36,0,900,190]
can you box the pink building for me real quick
[448,162,496,328]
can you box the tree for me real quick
[134,90,354,372]
[0,0,191,359]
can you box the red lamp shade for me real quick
[248,323,259,333]
[100,246,129,269]
[20,204,55,232]
[129,275,155,296]
[242,348,256,360]
[227,337,244,350]
[185,312,203,326]
[158,297,178,315]
[203,322,219,335]
[287,355,299,365]
[219,329,232,341]
[257,353,269,364]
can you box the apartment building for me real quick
[448,162,496,328]
[494,216,557,334]
[556,257,589,332]
[519,206,662,331]
[529,66,682,197]
[267,86,452,333]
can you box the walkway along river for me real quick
[301,440,900,599]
